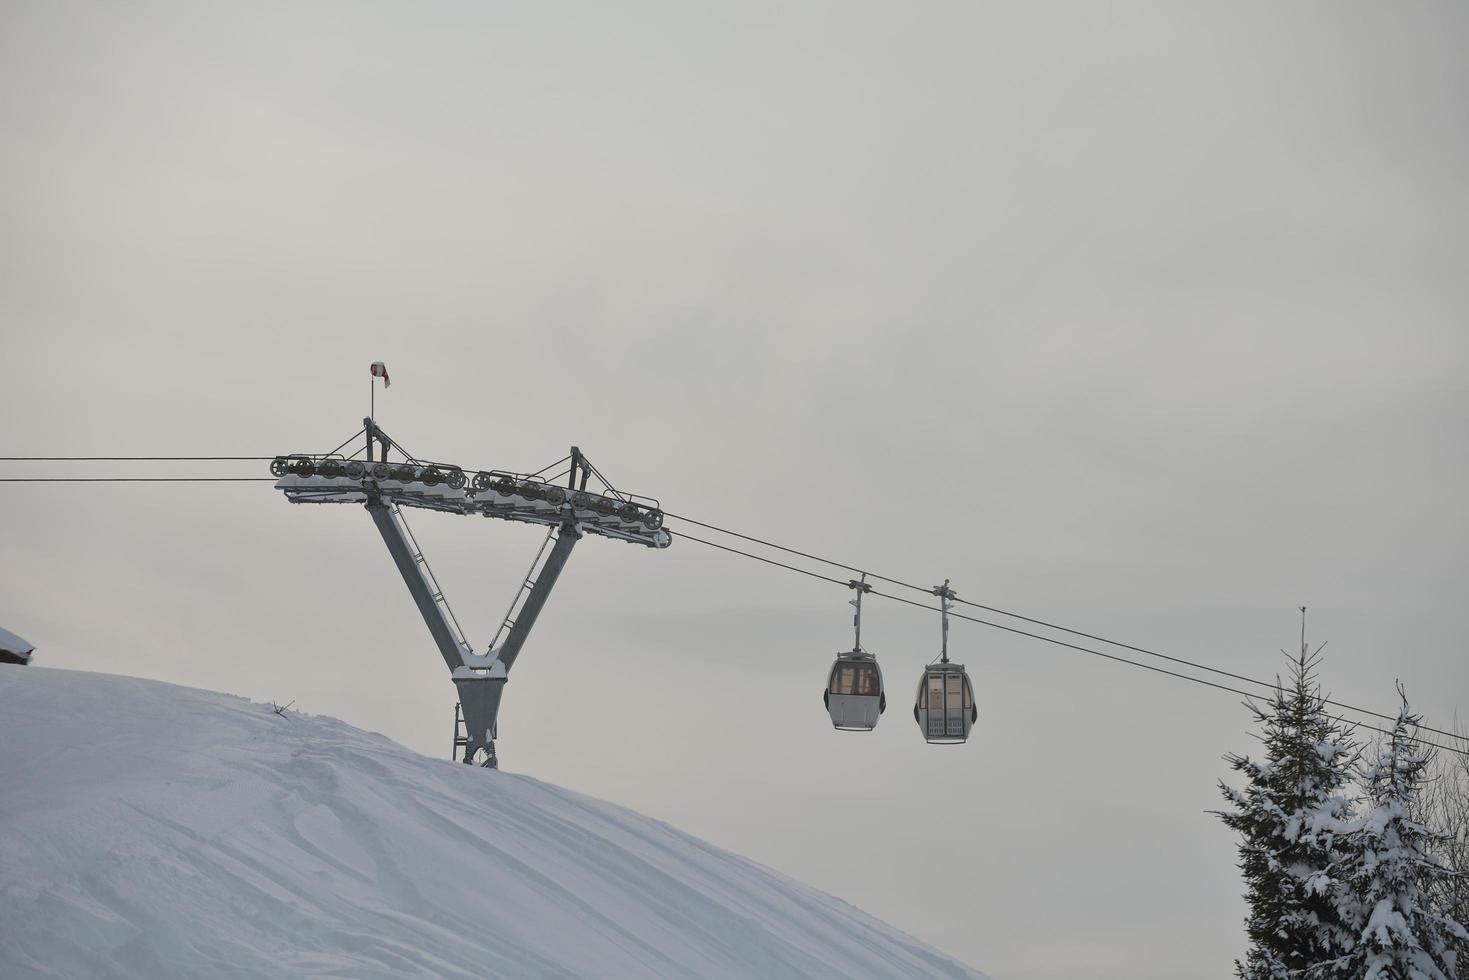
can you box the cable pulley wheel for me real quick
[269,458,288,477]
[446,468,466,490]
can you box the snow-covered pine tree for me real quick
[1327,688,1468,980]
[1217,616,1360,979]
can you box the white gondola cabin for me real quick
[912,580,974,744]
[913,662,975,744]
[824,575,885,731]
[824,654,885,731]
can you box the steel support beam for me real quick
[494,522,580,673]
[365,497,466,672]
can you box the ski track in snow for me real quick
[0,668,989,980]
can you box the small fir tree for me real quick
[1218,614,1360,979]
[1327,689,1468,980]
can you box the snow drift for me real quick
[0,667,988,980]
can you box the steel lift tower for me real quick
[271,419,670,768]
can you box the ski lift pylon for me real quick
[272,418,670,769]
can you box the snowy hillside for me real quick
[0,668,989,980]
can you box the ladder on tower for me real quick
[452,702,470,762]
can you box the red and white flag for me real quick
[370,362,391,388]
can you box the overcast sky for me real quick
[3,3,1467,978]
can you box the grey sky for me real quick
[3,3,1467,978]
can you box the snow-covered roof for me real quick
[0,626,34,663]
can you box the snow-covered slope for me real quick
[0,668,988,980]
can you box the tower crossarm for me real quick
[272,458,670,548]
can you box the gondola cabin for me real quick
[824,654,885,731]
[913,662,975,744]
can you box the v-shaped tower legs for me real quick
[366,495,581,768]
